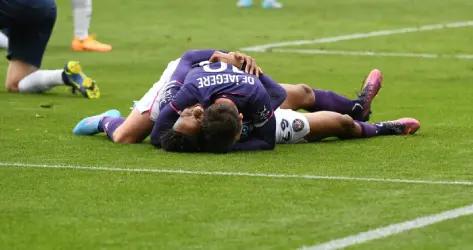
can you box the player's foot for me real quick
[63,61,100,99]
[71,35,112,52]
[262,0,283,8]
[73,109,121,135]
[356,69,383,121]
[376,118,420,135]
[237,0,253,7]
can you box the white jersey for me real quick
[134,58,181,121]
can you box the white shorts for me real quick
[134,58,181,121]
[274,108,310,144]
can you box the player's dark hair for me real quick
[201,103,241,153]
[160,129,202,152]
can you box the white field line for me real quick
[241,20,473,52]
[302,203,473,250]
[270,48,473,60]
[1,162,473,187]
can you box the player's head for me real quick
[201,101,243,153]
[160,129,202,152]
[161,105,205,152]
[163,101,242,153]
[173,104,205,136]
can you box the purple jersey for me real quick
[152,61,277,150]
[156,49,219,111]
[173,61,273,127]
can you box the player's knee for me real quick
[112,130,140,144]
[296,83,315,106]
[339,114,357,134]
[5,81,19,92]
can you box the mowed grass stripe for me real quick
[1,162,473,187]
[303,203,473,250]
[241,20,473,52]
[269,48,473,60]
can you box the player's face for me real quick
[173,105,204,136]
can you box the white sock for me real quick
[72,0,92,40]
[0,32,8,49]
[18,70,65,93]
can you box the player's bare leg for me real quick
[74,108,154,144]
[279,69,382,121]
[111,109,154,144]
[303,111,362,141]
[5,60,37,92]
[279,83,315,110]
[302,111,420,142]
[5,60,99,97]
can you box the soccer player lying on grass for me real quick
[73,49,420,152]
[155,64,420,152]
[73,49,272,143]
[73,48,343,148]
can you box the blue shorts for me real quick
[0,0,57,68]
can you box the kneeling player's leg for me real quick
[5,3,57,92]
[6,59,98,98]
[5,60,37,92]
[3,3,96,96]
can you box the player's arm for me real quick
[209,51,263,76]
[231,89,277,151]
[170,49,220,83]
[150,85,199,147]
[259,74,287,110]
[150,104,179,147]
[172,49,263,83]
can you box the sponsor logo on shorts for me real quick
[292,119,305,132]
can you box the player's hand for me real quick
[209,51,234,65]
[209,51,264,77]
[230,51,264,77]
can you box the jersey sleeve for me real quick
[171,83,199,111]
[249,86,274,128]
[150,104,179,147]
[150,84,199,147]
[259,74,287,110]
[170,49,218,83]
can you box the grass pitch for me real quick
[1,0,473,249]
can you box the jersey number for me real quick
[202,62,244,74]
[281,119,291,142]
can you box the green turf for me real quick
[1,0,473,249]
